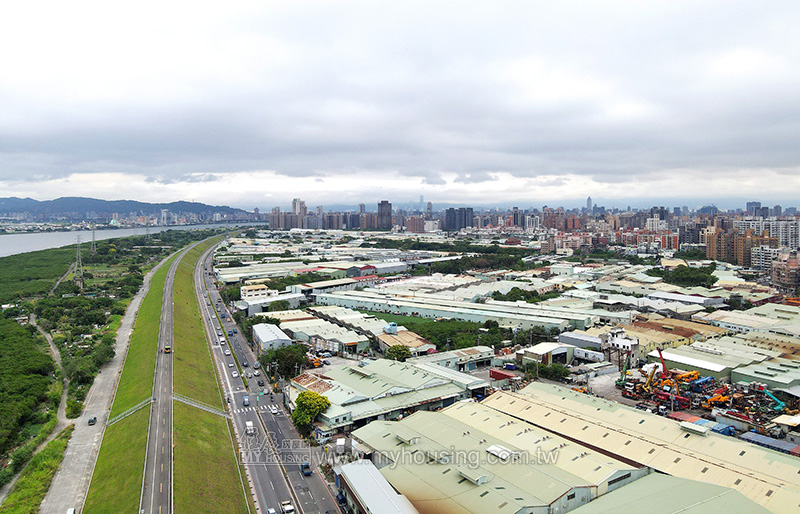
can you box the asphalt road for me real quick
[197,248,340,514]
[141,244,194,514]
[39,253,174,514]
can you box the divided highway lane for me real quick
[201,252,340,514]
[195,247,298,514]
[141,244,196,514]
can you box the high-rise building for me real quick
[444,207,473,231]
[406,216,425,233]
[773,251,800,294]
[359,203,366,214]
[426,202,433,219]
[746,201,761,215]
[292,198,307,217]
[377,201,392,230]
[586,197,593,213]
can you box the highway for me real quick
[140,245,192,514]
[195,245,340,514]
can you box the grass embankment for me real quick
[0,425,74,514]
[172,403,249,514]
[110,254,177,418]
[82,253,177,514]
[173,241,224,407]
[81,409,149,514]
[173,238,248,514]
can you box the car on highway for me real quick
[232,371,239,378]
[266,509,277,514]
[301,462,312,476]
[228,362,234,367]
[269,405,278,415]
[253,361,260,369]
[257,380,265,387]
[242,361,248,367]
[88,416,97,426]
[253,370,260,376]
[247,372,252,378]
[220,339,226,345]
[224,350,231,356]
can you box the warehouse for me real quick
[482,383,800,512]
[316,290,571,331]
[252,323,292,352]
[286,359,487,442]
[408,345,494,371]
[334,461,418,514]
[731,359,800,397]
[351,401,648,514]
[238,292,306,317]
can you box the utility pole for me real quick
[74,236,84,290]
[90,223,97,255]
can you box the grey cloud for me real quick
[1,1,800,205]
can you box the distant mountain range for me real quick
[0,196,247,216]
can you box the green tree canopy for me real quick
[291,390,331,434]
[385,345,411,362]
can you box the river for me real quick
[0,222,260,258]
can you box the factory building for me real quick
[351,401,649,514]
[251,323,292,352]
[287,359,487,442]
[482,383,800,512]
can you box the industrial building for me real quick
[286,359,488,442]
[731,359,800,397]
[334,460,419,514]
[407,345,494,371]
[251,323,292,352]
[351,401,648,514]
[315,290,572,331]
[266,310,370,354]
[482,383,800,512]
[237,292,306,317]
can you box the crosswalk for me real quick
[233,405,282,415]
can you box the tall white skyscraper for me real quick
[586,196,593,213]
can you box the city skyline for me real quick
[2,2,800,208]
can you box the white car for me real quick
[228,362,234,367]
[269,405,278,415]
[253,370,260,376]
[225,350,231,356]
[232,371,239,378]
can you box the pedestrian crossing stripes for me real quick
[233,406,282,415]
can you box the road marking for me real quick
[160,482,163,493]
[161,463,163,472]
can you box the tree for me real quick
[291,391,331,434]
[260,344,307,378]
[386,345,411,362]
[268,300,291,312]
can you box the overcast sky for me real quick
[1,1,800,210]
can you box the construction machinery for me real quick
[765,390,786,412]
[654,390,691,409]
[615,351,632,389]
[701,394,730,410]
[642,366,658,393]
[674,370,699,383]
[689,376,714,392]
